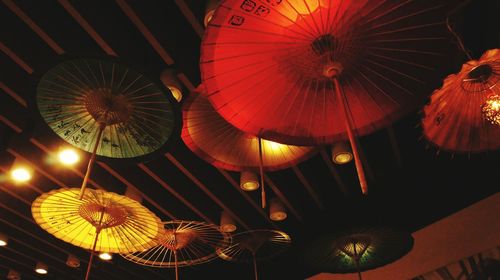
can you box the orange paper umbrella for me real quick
[422,49,500,153]
[217,229,291,280]
[182,86,316,207]
[122,221,231,280]
[201,0,450,194]
[32,188,163,280]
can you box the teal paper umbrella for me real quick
[303,227,413,280]
[37,59,178,198]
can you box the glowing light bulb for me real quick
[35,262,48,274]
[58,148,80,165]
[482,94,500,126]
[168,86,183,102]
[10,167,32,182]
[99,252,113,261]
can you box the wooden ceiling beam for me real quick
[58,0,117,56]
[291,165,325,210]
[0,42,33,74]
[97,162,177,220]
[217,168,277,227]
[320,149,349,195]
[387,126,402,166]
[115,0,174,65]
[165,153,251,230]
[264,174,303,222]
[2,0,65,55]
[138,162,213,223]
[0,81,27,108]
[174,0,204,37]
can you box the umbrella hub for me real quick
[336,235,372,260]
[466,64,493,84]
[161,229,199,250]
[84,88,133,125]
[238,231,272,253]
[78,202,128,229]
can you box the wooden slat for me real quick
[0,42,34,74]
[115,0,174,65]
[174,0,204,37]
[292,165,325,210]
[58,0,117,56]
[320,149,349,195]
[0,81,28,107]
[165,153,250,230]
[3,0,65,54]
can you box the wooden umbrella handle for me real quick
[332,78,368,194]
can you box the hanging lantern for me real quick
[331,142,353,165]
[220,210,237,233]
[482,94,500,126]
[204,0,220,27]
[66,254,80,268]
[0,232,8,246]
[269,198,287,221]
[35,262,48,274]
[240,171,260,191]
[160,69,183,102]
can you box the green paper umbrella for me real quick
[303,227,413,280]
[37,59,178,198]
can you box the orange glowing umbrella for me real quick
[32,188,163,280]
[182,86,316,207]
[422,49,500,153]
[201,0,451,194]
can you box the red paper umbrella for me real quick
[182,85,316,207]
[422,49,500,153]
[201,0,450,193]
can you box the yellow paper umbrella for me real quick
[32,188,163,280]
[216,229,291,280]
[122,221,231,280]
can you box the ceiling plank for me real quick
[0,41,33,74]
[174,0,204,38]
[97,162,177,220]
[3,0,65,55]
[138,162,214,224]
[264,174,303,222]
[115,0,174,65]
[320,149,349,195]
[165,153,251,230]
[291,165,325,210]
[58,0,117,56]
[0,81,28,108]
[217,168,277,227]
[387,126,402,167]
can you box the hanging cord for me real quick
[445,0,474,61]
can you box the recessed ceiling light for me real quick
[58,148,80,166]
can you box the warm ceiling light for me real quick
[331,142,353,164]
[99,252,113,261]
[58,148,80,165]
[7,269,21,280]
[66,254,80,268]
[269,198,287,221]
[35,262,48,274]
[0,232,8,246]
[168,86,183,102]
[482,94,500,126]
[10,167,32,183]
[219,211,237,233]
[240,171,260,191]
[204,0,220,27]
[160,69,183,102]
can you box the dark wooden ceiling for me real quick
[0,0,498,279]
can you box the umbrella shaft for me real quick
[85,228,102,280]
[258,137,266,208]
[332,78,368,194]
[79,124,105,199]
[174,251,179,280]
[253,254,258,280]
